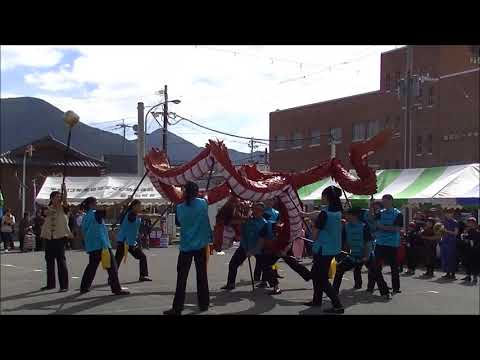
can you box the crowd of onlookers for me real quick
[401,209,480,283]
[0,205,156,253]
[0,206,87,252]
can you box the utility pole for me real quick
[330,133,336,159]
[250,138,254,163]
[401,45,414,169]
[137,102,145,176]
[248,138,259,164]
[163,85,168,154]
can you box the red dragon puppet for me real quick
[144,129,392,253]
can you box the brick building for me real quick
[0,135,106,217]
[269,45,479,172]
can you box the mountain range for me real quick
[0,97,264,164]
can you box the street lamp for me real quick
[144,99,181,154]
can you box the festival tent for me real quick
[36,176,167,205]
[299,163,479,206]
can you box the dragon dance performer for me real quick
[369,194,403,300]
[164,181,212,315]
[79,197,130,295]
[213,196,242,254]
[255,199,282,286]
[40,184,72,292]
[301,186,344,313]
[112,199,152,282]
[333,207,373,292]
[261,198,311,287]
[221,202,280,294]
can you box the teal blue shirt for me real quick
[176,198,212,252]
[344,222,372,260]
[116,210,141,246]
[81,209,111,253]
[375,208,403,248]
[263,207,279,241]
[241,217,268,255]
[313,210,342,256]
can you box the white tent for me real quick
[36,176,166,205]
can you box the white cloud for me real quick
[1,46,65,70]
[2,45,400,153]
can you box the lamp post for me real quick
[21,145,33,216]
[144,98,181,156]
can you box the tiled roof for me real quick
[0,153,103,168]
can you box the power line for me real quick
[167,112,331,143]
[196,45,379,70]
[278,48,384,85]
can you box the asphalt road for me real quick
[1,245,479,315]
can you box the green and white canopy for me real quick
[299,163,479,205]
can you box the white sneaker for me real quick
[216,251,225,256]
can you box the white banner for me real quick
[36,176,166,205]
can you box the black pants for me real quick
[311,254,342,307]
[406,245,420,271]
[332,257,366,292]
[114,242,149,277]
[366,254,378,291]
[1,232,14,250]
[172,249,209,312]
[227,247,277,287]
[371,245,400,295]
[45,238,69,289]
[80,248,122,293]
[424,242,437,274]
[19,233,25,251]
[34,233,44,251]
[282,253,312,281]
[265,253,311,282]
[254,255,264,281]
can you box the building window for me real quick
[395,160,400,169]
[385,73,391,91]
[366,120,379,139]
[275,135,287,151]
[395,71,401,89]
[416,135,423,155]
[384,116,390,129]
[395,116,401,131]
[310,129,321,146]
[352,123,365,142]
[291,131,302,149]
[427,134,433,154]
[329,128,342,144]
[385,160,390,169]
[428,86,434,105]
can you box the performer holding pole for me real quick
[221,202,279,294]
[79,197,130,295]
[332,207,373,292]
[259,198,312,294]
[112,199,152,282]
[302,186,344,313]
[164,181,212,315]
[40,185,73,292]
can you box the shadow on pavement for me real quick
[1,289,184,315]
[338,288,388,309]
[0,280,143,304]
[210,287,308,315]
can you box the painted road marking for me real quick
[2,264,17,267]
[427,291,439,294]
[72,276,80,279]
[33,269,43,272]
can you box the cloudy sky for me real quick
[1,45,400,152]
